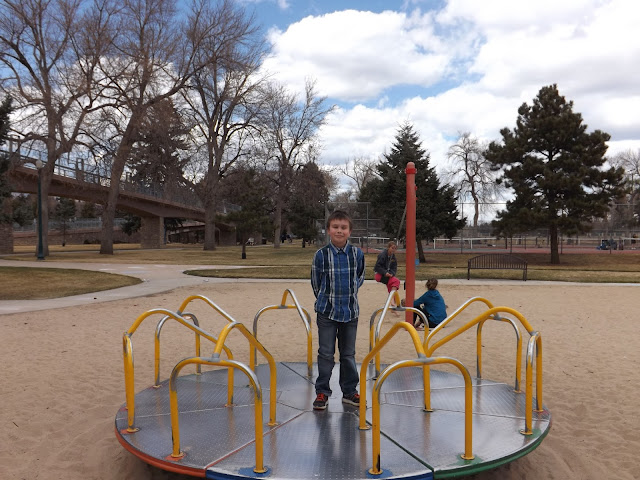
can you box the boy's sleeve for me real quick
[356,249,365,288]
[389,256,397,276]
[373,252,385,275]
[311,250,321,297]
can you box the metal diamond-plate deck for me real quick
[115,362,551,479]
[210,410,431,480]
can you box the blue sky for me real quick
[238,0,640,194]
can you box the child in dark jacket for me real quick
[410,278,447,330]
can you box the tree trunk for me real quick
[473,200,480,235]
[470,188,480,229]
[100,192,116,254]
[203,196,217,251]
[38,172,52,257]
[202,151,220,251]
[273,197,282,249]
[549,223,560,264]
[0,223,13,254]
[416,236,426,263]
[100,123,138,254]
[37,158,59,257]
[38,123,60,257]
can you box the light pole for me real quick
[460,200,464,253]
[35,159,45,260]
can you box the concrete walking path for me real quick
[2,259,636,315]
[0,260,303,315]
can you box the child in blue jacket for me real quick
[410,278,447,330]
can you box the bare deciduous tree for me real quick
[255,79,334,248]
[340,156,379,200]
[181,0,266,250]
[95,0,213,254]
[609,148,640,226]
[444,132,504,234]
[610,149,640,184]
[0,0,116,255]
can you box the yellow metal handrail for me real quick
[358,321,474,473]
[520,331,543,435]
[213,321,279,427]
[368,289,425,377]
[153,313,234,387]
[250,289,313,376]
[477,315,523,392]
[421,298,512,410]
[165,294,240,394]
[368,357,474,475]
[424,296,496,349]
[424,305,541,428]
[123,295,282,474]
[436,297,522,391]
[168,356,268,474]
[176,294,238,323]
[123,308,227,432]
[359,321,424,430]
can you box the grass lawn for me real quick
[0,266,141,300]
[2,243,640,300]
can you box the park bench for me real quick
[467,253,528,281]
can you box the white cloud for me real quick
[455,0,640,144]
[261,9,453,101]
[262,1,640,181]
[240,0,290,9]
[438,0,605,31]
[466,1,640,98]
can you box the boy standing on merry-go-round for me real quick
[310,209,365,411]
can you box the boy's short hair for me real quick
[426,278,438,290]
[326,209,353,230]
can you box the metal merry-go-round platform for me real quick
[115,364,551,479]
[115,292,551,479]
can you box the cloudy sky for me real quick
[242,0,640,188]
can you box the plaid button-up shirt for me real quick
[311,241,365,322]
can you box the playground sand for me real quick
[0,281,638,480]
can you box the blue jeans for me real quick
[315,314,359,397]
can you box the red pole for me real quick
[405,162,416,324]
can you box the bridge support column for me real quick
[140,216,164,249]
[0,223,14,254]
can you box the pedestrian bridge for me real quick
[3,152,238,251]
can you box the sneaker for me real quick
[342,392,361,406]
[313,393,329,410]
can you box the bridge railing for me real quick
[13,217,128,232]
[5,149,239,213]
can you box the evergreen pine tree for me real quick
[287,162,329,247]
[53,197,76,246]
[360,123,463,261]
[129,99,190,191]
[486,84,625,264]
[224,168,272,258]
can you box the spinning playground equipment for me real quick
[115,288,550,479]
[115,163,550,478]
